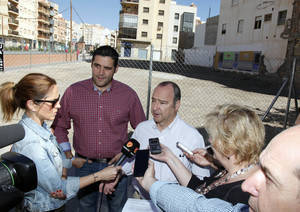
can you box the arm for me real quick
[150,144,192,186]
[128,92,146,129]
[186,131,210,179]
[136,161,246,212]
[51,88,73,158]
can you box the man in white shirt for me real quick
[125,81,210,198]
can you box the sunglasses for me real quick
[34,95,60,108]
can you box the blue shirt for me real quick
[12,114,80,212]
[150,181,249,212]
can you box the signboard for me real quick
[0,43,3,72]
[224,52,234,61]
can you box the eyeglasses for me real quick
[34,95,60,108]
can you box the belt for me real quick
[77,153,112,163]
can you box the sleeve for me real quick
[21,143,80,200]
[128,91,146,129]
[149,181,247,212]
[52,87,72,145]
[187,130,210,179]
[187,174,205,190]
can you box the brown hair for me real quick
[204,104,265,165]
[0,73,56,122]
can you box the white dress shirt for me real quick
[122,115,210,182]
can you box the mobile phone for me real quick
[149,138,162,154]
[176,142,193,155]
[133,150,149,177]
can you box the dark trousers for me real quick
[77,161,128,212]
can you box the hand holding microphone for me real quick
[114,138,140,166]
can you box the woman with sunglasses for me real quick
[148,104,265,205]
[0,73,121,212]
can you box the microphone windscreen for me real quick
[0,124,25,149]
[121,138,140,158]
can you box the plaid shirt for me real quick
[52,79,146,159]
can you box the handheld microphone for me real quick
[114,138,140,166]
[0,124,25,149]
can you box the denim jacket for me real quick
[12,114,80,212]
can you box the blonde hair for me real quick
[0,73,56,122]
[204,104,265,165]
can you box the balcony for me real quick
[8,18,19,26]
[9,0,19,4]
[120,10,138,15]
[8,29,19,36]
[38,7,50,16]
[38,16,50,24]
[38,26,50,33]
[119,13,138,28]
[8,6,19,15]
[38,0,50,7]
[121,0,139,4]
[118,28,137,39]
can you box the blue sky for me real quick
[51,0,220,30]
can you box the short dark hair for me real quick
[157,81,181,106]
[92,45,119,68]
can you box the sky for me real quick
[51,0,220,30]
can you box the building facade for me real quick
[215,0,293,73]
[118,0,197,61]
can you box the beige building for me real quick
[0,0,21,48]
[215,0,293,73]
[118,0,197,61]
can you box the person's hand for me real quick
[97,166,122,181]
[50,189,66,200]
[108,152,122,165]
[72,157,91,168]
[99,173,121,194]
[150,143,172,163]
[64,150,73,159]
[186,148,212,167]
[136,160,157,192]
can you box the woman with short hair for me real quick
[149,104,265,205]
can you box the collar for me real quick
[91,78,114,94]
[21,113,52,141]
[152,115,179,130]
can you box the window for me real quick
[159,0,165,3]
[156,34,162,39]
[172,37,177,44]
[264,13,272,22]
[142,19,148,24]
[141,31,147,37]
[174,13,179,20]
[143,7,149,13]
[174,25,178,32]
[254,16,262,29]
[237,19,244,33]
[232,0,238,6]
[221,24,226,34]
[158,10,164,16]
[277,10,287,25]
[157,22,164,30]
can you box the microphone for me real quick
[114,138,140,166]
[0,124,25,149]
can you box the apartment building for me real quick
[118,0,197,61]
[215,0,293,73]
[0,0,20,47]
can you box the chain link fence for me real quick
[1,46,299,147]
